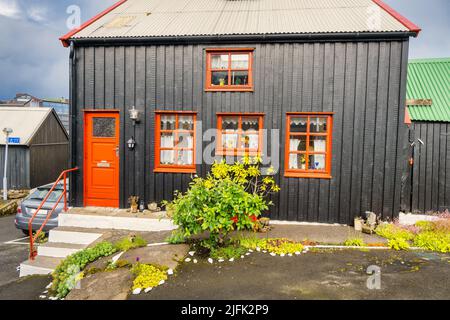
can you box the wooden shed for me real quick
[60,0,421,224]
[0,107,69,189]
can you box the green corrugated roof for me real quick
[406,58,450,122]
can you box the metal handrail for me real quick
[28,167,78,260]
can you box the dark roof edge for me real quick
[69,31,415,47]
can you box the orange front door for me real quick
[84,112,120,207]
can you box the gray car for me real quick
[15,182,68,235]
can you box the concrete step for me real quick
[49,228,103,245]
[37,242,87,258]
[19,256,63,277]
[59,213,177,232]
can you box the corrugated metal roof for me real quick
[406,58,450,122]
[0,107,52,146]
[70,0,409,40]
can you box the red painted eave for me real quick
[59,0,128,47]
[372,0,421,36]
[405,107,412,125]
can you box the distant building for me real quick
[0,93,69,132]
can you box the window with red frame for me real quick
[154,112,196,173]
[216,113,264,156]
[285,113,333,178]
[206,49,253,91]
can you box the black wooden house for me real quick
[60,0,421,224]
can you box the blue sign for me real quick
[7,137,20,144]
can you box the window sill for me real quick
[205,87,254,92]
[284,171,332,179]
[154,167,196,174]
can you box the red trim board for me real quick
[372,0,421,35]
[59,0,128,47]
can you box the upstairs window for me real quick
[216,113,264,156]
[285,113,333,178]
[154,111,196,173]
[206,49,254,91]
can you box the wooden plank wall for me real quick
[72,39,410,224]
[402,122,450,213]
[0,146,30,189]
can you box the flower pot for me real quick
[354,218,363,232]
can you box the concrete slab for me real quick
[121,244,189,270]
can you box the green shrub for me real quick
[344,238,365,247]
[52,241,117,298]
[413,231,450,253]
[114,235,147,252]
[168,157,279,247]
[166,229,186,244]
[239,237,304,255]
[388,238,410,250]
[210,244,247,260]
[375,223,414,241]
[131,264,168,290]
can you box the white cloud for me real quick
[27,6,47,22]
[0,0,21,19]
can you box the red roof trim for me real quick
[372,0,421,35]
[404,107,412,125]
[59,0,128,47]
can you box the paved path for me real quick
[130,249,450,300]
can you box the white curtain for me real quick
[246,134,259,149]
[178,151,193,165]
[160,134,174,164]
[223,133,238,149]
[289,138,300,168]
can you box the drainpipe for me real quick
[69,42,77,206]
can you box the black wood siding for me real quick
[402,122,450,213]
[0,146,29,189]
[71,40,410,224]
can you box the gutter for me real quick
[68,31,415,47]
[69,42,77,206]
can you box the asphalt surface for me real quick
[130,249,450,300]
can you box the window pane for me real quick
[222,134,238,149]
[310,117,327,133]
[240,134,259,149]
[289,136,307,152]
[290,117,307,133]
[178,115,194,130]
[309,136,326,152]
[160,150,175,164]
[308,154,326,170]
[211,54,229,69]
[231,71,248,86]
[177,133,194,148]
[231,54,249,69]
[93,118,115,137]
[242,117,259,131]
[211,71,229,86]
[222,117,238,131]
[289,153,306,170]
[161,115,176,130]
[160,133,174,148]
[177,150,193,165]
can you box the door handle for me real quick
[114,146,119,157]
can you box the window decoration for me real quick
[216,113,264,156]
[206,49,253,91]
[155,111,196,173]
[285,113,333,178]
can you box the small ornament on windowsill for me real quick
[139,200,145,212]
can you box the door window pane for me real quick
[93,118,115,137]
[211,54,229,69]
[211,71,229,86]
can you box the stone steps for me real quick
[19,256,63,277]
[37,242,88,258]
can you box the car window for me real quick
[29,188,64,202]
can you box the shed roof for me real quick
[0,107,54,146]
[61,0,419,45]
[406,58,450,123]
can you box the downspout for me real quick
[69,42,77,207]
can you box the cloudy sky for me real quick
[0,0,448,100]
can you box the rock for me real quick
[43,290,48,294]
[45,283,52,289]
[49,296,58,300]
[218,259,224,263]
[193,259,198,264]
[39,295,46,299]
[288,253,293,257]
[248,249,253,253]
[185,258,191,262]
[208,258,213,264]
[280,253,285,257]
[144,287,152,293]
[132,288,142,295]
[245,253,250,256]
[188,251,195,256]
[121,244,189,270]
[240,255,244,259]
[262,250,267,253]
[366,211,377,226]
[295,251,301,255]
[167,269,174,275]
[158,280,165,285]
[270,252,276,256]
[229,258,234,262]
[66,268,133,300]
[256,247,261,252]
